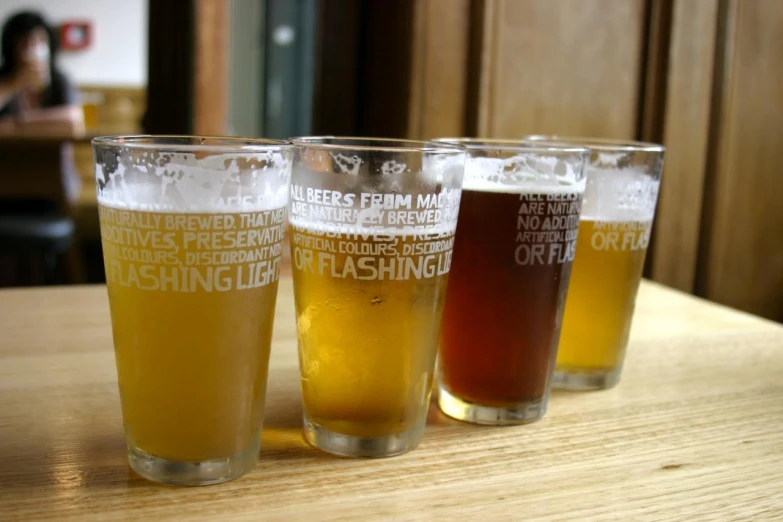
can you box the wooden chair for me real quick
[0,136,84,285]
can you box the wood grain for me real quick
[144,1,195,134]
[638,0,673,145]
[476,0,647,139]
[355,1,417,138]
[698,0,783,321]
[649,0,719,292]
[193,0,230,135]
[407,0,471,140]
[311,0,361,136]
[0,279,782,520]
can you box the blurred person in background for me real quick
[0,10,84,135]
[0,10,84,203]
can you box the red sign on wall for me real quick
[60,22,92,51]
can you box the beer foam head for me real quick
[581,167,660,221]
[462,154,586,194]
[95,142,291,212]
[515,136,664,221]
[294,141,465,193]
[289,217,456,238]
[421,153,466,190]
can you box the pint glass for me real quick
[94,136,292,485]
[524,136,664,390]
[435,139,588,425]
[289,137,464,457]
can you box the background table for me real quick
[0,279,781,520]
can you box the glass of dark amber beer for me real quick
[289,137,464,457]
[434,139,589,425]
[524,136,664,390]
[94,136,292,485]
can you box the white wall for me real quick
[0,0,147,86]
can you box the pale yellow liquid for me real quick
[556,219,651,373]
[291,225,451,438]
[100,206,283,461]
[82,103,100,129]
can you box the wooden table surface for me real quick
[1,279,782,520]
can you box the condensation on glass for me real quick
[289,137,465,457]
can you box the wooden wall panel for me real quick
[698,0,783,321]
[649,0,719,292]
[144,0,194,134]
[477,0,647,139]
[407,0,471,140]
[356,1,416,137]
[638,0,673,144]
[193,0,230,135]
[311,0,361,135]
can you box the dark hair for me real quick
[0,10,59,79]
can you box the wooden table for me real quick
[0,131,102,239]
[1,279,782,520]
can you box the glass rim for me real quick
[288,136,464,154]
[522,135,665,153]
[91,135,292,153]
[435,137,590,155]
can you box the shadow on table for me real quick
[259,397,316,460]
[0,431,140,494]
[1,393,473,496]
[0,393,466,500]
[257,395,469,463]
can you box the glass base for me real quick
[437,386,546,425]
[128,443,260,486]
[303,417,425,458]
[552,367,621,391]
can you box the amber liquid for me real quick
[556,219,651,373]
[291,224,451,438]
[439,188,580,407]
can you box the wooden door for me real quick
[474,0,648,139]
[648,0,719,294]
[696,0,783,321]
[371,0,650,141]
[310,0,783,320]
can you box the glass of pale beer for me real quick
[524,136,665,390]
[434,139,589,425]
[289,137,464,457]
[93,136,292,485]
